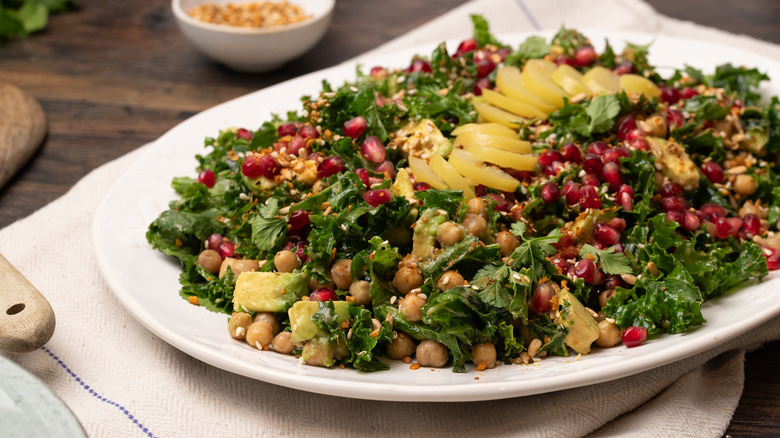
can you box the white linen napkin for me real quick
[3,1,780,437]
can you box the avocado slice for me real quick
[288,300,351,344]
[554,289,599,355]
[233,272,308,313]
[411,208,448,258]
[744,126,769,155]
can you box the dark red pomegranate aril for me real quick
[474,77,491,95]
[683,211,701,231]
[582,153,603,176]
[370,66,386,79]
[622,326,647,348]
[295,242,310,263]
[310,288,338,302]
[602,162,623,188]
[530,284,556,314]
[553,54,573,66]
[613,60,636,75]
[563,181,581,206]
[541,181,562,203]
[318,155,344,178]
[475,57,496,78]
[727,217,743,237]
[363,189,393,207]
[660,85,680,104]
[407,58,432,73]
[277,122,299,137]
[413,182,431,191]
[343,116,368,139]
[375,160,396,179]
[579,185,602,209]
[603,147,630,164]
[288,210,310,231]
[287,135,307,156]
[198,169,215,188]
[627,137,650,151]
[495,47,511,62]
[488,193,510,212]
[474,184,488,197]
[701,161,724,184]
[573,46,597,67]
[659,182,683,198]
[241,154,277,179]
[742,214,761,235]
[661,196,688,212]
[573,258,597,283]
[608,217,627,233]
[581,173,600,188]
[679,86,699,99]
[762,246,780,270]
[618,191,633,211]
[361,135,386,163]
[553,234,574,250]
[699,203,729,220]
[587,141,609,156]
[560,143,582,163]
[206,233,223,250]
[236,128,253,140]
[454,38,477,57]
[666,109,685,128]
[617,117,638,141]
[299,125,319,139]
[713,216,732,239]
[594,223,621,246]
[538,149,564,167]
[666,210,684,225]
[216,240,235,259]
[354,168,370,187]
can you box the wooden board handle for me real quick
[0,253,55,353]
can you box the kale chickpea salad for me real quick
[147,17,780,373]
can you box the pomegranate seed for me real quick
[573,46,597,67]
[206,233,223,250]
[363,189,393,206]
[454,38,477,57]
[474,77,491,95]
[582,153,603,176]
[318,155,344,178]
[666,109,685,129]
[310,288,338,302]
[660,85,680,104]
[742,214,761,235]
[579,185,602,209]
[661,196,688,212]
[666,210,684,225]
[354,168,370,187]
[608,217,627,233]
[475,57,496,78]
[581,173,600,187]
[762,246,780,270]
[370,66,386,78]
[658,183,682,199]
[731,98,744,109]
[495,47,511,62]
[602,162,623,188]
[550,256,569,272]
[541,182,562,203]
[406,58,432,73]
[605,275,626,290]
[474,185,488,196]
[236,128,253,140]
[617,191,633,211]
[413,182,431,191]
[288,210,310,231]
[627,137,650,151]
[286,135,307,156]
[560,143,582,163]
[594,223,621,246]
[553,54,573,66]
[295,242,309,263]
[617,117,638,141]
[621,326,647,348]
[573,258,597,283]
[614,242,625,253]
[553,234,574,249]
[683,211,701,231]
[299,125,319,139]
[530,284,556,314]
[375,160,396,179]
[216,240,235,259]
[613,60,636,75]
[361,136,386,163]
[727,217,743,237]
[587,141,609,156]
[242,154,278,179]
[277,122,299,137]
[699,203,729,220]
[198,169,215,188]
[603,147,630,164]
[563,181,581,206]
[488,193,511,212]
[538,149,564,167]
[701,161,724,184]
[343,116,367,139]
[679,86,699,99]
[616,184,634,200]
[713,216,732,239]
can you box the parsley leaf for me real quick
[504,35,550,66]
[470,14,502,48]
[573,94,621,136]
[579,244,633,275]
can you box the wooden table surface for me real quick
[1,0,778,435]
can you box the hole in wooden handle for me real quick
[6,303,25,315]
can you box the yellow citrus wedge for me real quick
[429,153,476,198]
[495,65,558,114]
[448,148,520,192]
[408,155,448,190]
[462,144,538,172]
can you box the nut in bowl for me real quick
[172,0,334,72]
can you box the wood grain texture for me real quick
[0,83,46,188]
[0,0,777,433]
[0,253,55,353]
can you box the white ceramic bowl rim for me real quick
[171,0,335,35]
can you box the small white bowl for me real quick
[172,0,335,72]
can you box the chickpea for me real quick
[437,221,463,247]
[271,331,294,354]
[462,213,488,238]
[398,254,419,270]
[496,231,519,256]
[274,250,299,273]
[386,332,416,360]
[197,249,222,275]
[392,266,423,294]
[733,174,758,196]
[598,289,617,309]
[471,341,497,369]
[330,259,353,290]
[436,270,465,291]
[227,312,252,340]
[399,293,427,322]
[219,258,260,278]
[309,275,335,291]
[415,340,449,368]
[245,321,274,349]
[466,197,487,218]
[595,320,621,348]
[253,312,280,335]
[349,280,371,306]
